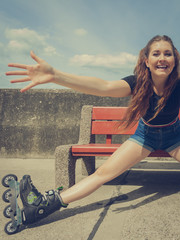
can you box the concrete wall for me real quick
[0,89,130,158]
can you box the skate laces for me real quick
[26,178,43,205]
[29,179,42,197]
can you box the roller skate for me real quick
[2,174,68,235]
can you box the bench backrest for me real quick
[91,106,180,144]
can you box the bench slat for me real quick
[92,121,138,135]
[72,144,171,157]
[92,107,128,120]
[93,107,180,120]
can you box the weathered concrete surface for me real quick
[1,157,180,240]
[55,105,96,190]
[0,89,129,158]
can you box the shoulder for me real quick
[121,75,136,92]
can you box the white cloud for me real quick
[44,46,57,56]
[74,28,87,36]
[70,52,137,69]
[5,28,57,56]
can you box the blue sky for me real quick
[1,0,180,89]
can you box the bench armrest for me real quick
[78,105,95,144]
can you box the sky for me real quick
[0,0,180,90]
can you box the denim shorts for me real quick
[129,118,180,152]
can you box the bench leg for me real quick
[55,145,77,190]
[82,156,95,176]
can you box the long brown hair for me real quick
[119,35,180,130]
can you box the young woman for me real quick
[6,35,180,224]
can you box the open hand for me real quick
[6,51,55,92]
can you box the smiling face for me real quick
[145,40,175,82]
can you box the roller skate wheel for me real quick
[3,205,16,218]
[2,189,12,203]
[2,174,18,187]
[4,221,19,235]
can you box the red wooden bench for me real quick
[55,105,180,189]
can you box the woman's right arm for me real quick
[6,51,131,98]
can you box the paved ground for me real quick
[1,157,180,240]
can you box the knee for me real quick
[94,166,110,182]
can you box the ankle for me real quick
[56,187,68,208]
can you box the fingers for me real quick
[7,51,43,71]
[10,76,36,93]
[6,50,44,93]
[30,51,43,64]
[6,70,27,76]
[20,82,37,93]
[7,63,28,69]
[10,77,31,83]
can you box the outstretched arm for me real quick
[6,51,131,97]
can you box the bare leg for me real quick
[60,140,151,204]
[169,145,180,162]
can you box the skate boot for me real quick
[2,174,67,235]
[20,175,68,224]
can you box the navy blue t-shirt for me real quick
[122,75,180,125]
